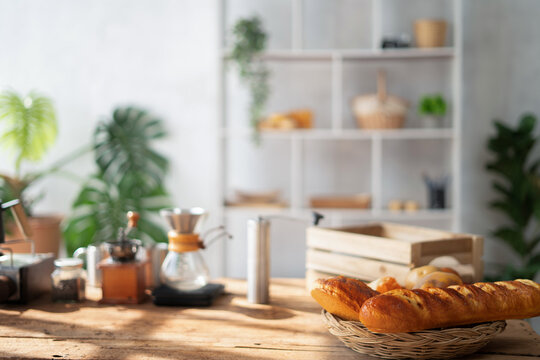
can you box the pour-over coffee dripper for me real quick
[159,208,210,291]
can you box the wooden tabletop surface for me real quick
[0,278,539,360]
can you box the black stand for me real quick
[152,283,224,307]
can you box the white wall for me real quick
[0,0,222,274]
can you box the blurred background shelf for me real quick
[220,128,454,140]
[222,47,455,61]
[223,206,453,220]
[218,0,462,278]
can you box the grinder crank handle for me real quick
[10,202,33,239]
[123,211,140,238]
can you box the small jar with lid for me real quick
[51,258,86,302]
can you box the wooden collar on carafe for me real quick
[167,230,205,253]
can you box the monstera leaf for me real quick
[63,174,169,255]
[94,107,167,192]
[63,106,171,255]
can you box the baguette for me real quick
[311,276,379,321]
[359,279,540,333]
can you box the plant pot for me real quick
[414,19,447,48]
[422,115,443,128]
[5,215,63,257]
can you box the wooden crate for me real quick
[306,222,483,288]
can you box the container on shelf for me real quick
[305,222,483,289]
[352,71,408,129]
[414,19,447,48]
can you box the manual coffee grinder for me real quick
[98,211,147,304]
[152,207,230,306]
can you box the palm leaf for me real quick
[0,90,57,173]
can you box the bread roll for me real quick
[311,276,379,321]
[439,267,461,278]
[415,271,463,289]
[369,276,403,293]
[405,265,438,289]
[359,279,540,333]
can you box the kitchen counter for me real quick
[0,278,538,359]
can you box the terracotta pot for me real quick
[4,215,63,257]
[414,19,447,48]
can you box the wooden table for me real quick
[0,279,539,359]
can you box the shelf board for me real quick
[220,128,454,140]
[222,47,454,61]
[223,206,453,220]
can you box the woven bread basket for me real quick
[352,71,409,129]
[322,310,506,360]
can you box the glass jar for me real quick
[51,258,86,302]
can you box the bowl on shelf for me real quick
[258,109,314,131]
[352,71,408,129]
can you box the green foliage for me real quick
[486,114,540,280]
[418,94,447,117]
[0,89,63,216]
[229,16,270,136]
[0,90,57,175]
[63,107,171,255]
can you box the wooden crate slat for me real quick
[419,237,473,256]
[472,236,484,281]
[306,227,412,264]
[306,249,411,283]
[306,223,484,283]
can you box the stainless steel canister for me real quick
[247,217,271,304]
[146,242,169,288]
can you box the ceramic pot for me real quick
[5,215,62,257]
[422,115,443,128]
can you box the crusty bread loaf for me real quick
[369,276,403,293]
[359,279,540,333]
[311,276,379,321]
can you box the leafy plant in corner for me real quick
[229,16,270,141]
[0,89,85,216]
[418,94,447,117]
[486,114,540,280]
[63,107,171,255]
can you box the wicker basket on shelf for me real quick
[322,310,506,360]
[352,71,409,129]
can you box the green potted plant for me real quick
[0,89,78,256]
[229,16,270,140]
[63,106,171,255]
[418,94,447,128]
[486,114,540,280]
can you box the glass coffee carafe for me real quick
[159,208,210,291]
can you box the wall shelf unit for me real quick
[218,0,462,277]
